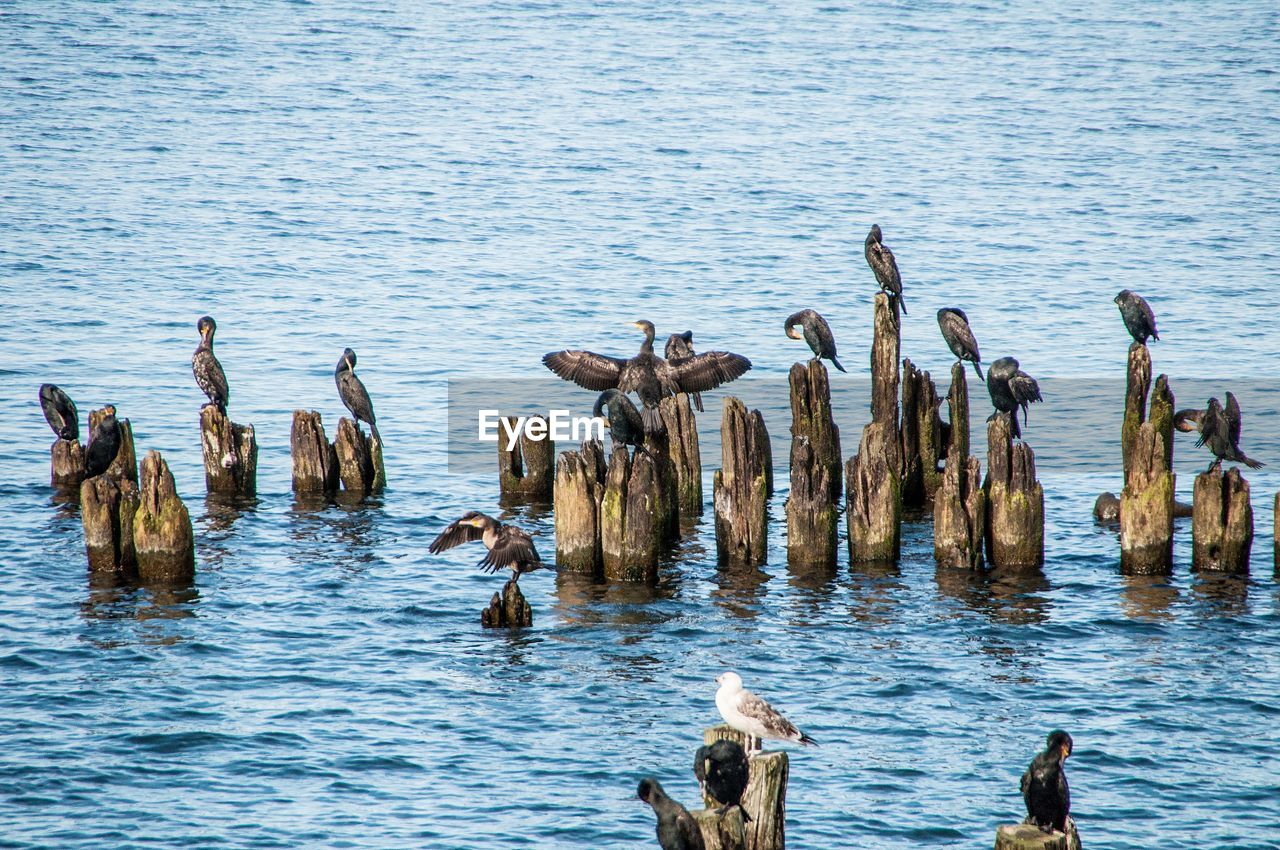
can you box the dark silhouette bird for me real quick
[39,384,79,442]
[335,348,380,443]
[543,320,751,432]
[936,308,984,381]
[84,407,122,479]
[428,511,547,582]
[192,316,229,416]
[987,357,1042,439]
[636,778,706,850]
[1114,290,1159,344]
[784,309,845,372]
[693,739,751,822]
[593,389,647,454]
[1021,730,1073,834]
[664,331,704,412]
[1191,394,1264,472]
[864,224,906,314]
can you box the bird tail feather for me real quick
[972,360,984,382]
[799,733,818,746]
[832,356,846,373]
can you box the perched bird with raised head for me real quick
[1021,730,1073,834]
[192,316,229,416]
[593,389,647,454]
[428,511,547,582]
[714,671,817,756]
[784,309,845,372]
[39,384,79,442]
[84,406,122,479]
[936,308,984,381]
[1191,393,1264,472]
[1114,290,1159,345]
[335,348,380,443]
[864,224,906,314]
[664,331,704,412]
[693,739,751,822]
[986,356,1042,439]
[636,778,705,850]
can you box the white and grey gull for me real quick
[714,671,817,755]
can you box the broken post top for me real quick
[869,292,901,428]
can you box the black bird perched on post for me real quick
[864,224,906,315]
[543,320,751,432]
[1114,289,1159,344]
[39,384,79,442]
[636,778,706,850]
[936,308,984,381]
[987,357,1042,439]
[192,316,229,416]
[1188,393,1264,472]
[428,511,548,582]
[593,389,647,454]
[664,331,704,413]
[1021,730,1073,834]
[693,739,751,822]
[784,309,845,372]
[334,348,380,443]
[84,406,122,479]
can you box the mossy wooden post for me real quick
[1120,424,1174,574]
[993,824,1066,850]
[133,451,195,584]
[984,415,1044,569]
[498,415,554,503]
[692,806,747,850]
[51,438,86,492]
[80,475,139,573]
[335,417,382,500]
[553,440,605,574]
[901,359,942,507]
[600,446,663,582]
[703,725,787,850]
[935,363,984,568]
[947,362,971,464]
[89,406,137,484]
[659,393,702,522]
[1121,341,1151,486]
[199,407,258,498]
[713,397,770,567]
[1192,466,1253,573]
[291,410,338,496]
[786,360,840,567]
[481,578,532,628]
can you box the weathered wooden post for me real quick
[702,725,787,850]
[199,407,258,498]
[132,450,195,584]
[334,417,384,500]
[659,393,702,522]
[80,475,139,573]
[50,438,86,492]
[984,415,1044,569]
[847,293,902,563]
[600,446,666,582]
[786,360,840,567]
[713,397,770,567]
[1192,466,1253,573]
[481,578,532,628]
[1118,341,1175,573]
[498,415,554,502]
[901,359,944,508]
[1121,342,1151,484]
[934,363,985,568]
[993,823,1065,850]
[692,806,747,850]
[291,410,339,497]
[553,440,605,574]
[89,406,138,484]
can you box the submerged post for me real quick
[659,393,702,522]
[934,363,985,568]
[498,415,554,502]
[200,407,258,498]
[553,440,605,574]
[481,578,532,628]
[702,725,787,850]
[132,450,195,584]
[984,415,1044,569]
[291,410,339,497]
[786,360,840,567]
[713,397,770,567]
[1192,466,1253,573]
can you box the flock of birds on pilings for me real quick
[31,223,1266,849]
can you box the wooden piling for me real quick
[481,578,532,628]
[80,475,139,573]
[1120,423,1174,574]
[934,362,984,568]
[335,417,383,500]
[498,416,554,503]
[553,440,605,574]
[713,397,771,567]
[869,292,900,431]
[199,406,258,498]
[692,806,747,850]
[947,362,971,465]
[50,438,86,492]
[291,410,339,496]
[1121,342,1151,486]
[702,725,787,850]
[132,450,195,584]
[993,824,1066,850]
[659,393,703,521]
[984,416,1044,569]
[901,359,944,507]
[600,446,665,582]
[1192,466,1253,573]
[89,406,137,484]
[786,360,840,567]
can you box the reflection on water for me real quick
[79,573,199,648]
[551,572,678,628]
[1121,574,1180,621]
[709,564,771,620]
[935,566,1052,628]
[287,497,386,574]
[198,494,259,570]
[1190,572,1250,618]
[846,563,905,629]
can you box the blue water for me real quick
[3,2,1280,847]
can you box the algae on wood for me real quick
[1192,466,1253,573]
[713,397,770,567]
[984,415,1044,569]
[1120,423,1174,574]
[133,450,195,584]
[786,360,840,567]
[847,421,901,564]
[80,475,139,574]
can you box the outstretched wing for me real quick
[1010,371,1042,406]
[39,383,79,441]
[671,351,752,393]
[543,350,626,391]
[478,527,540,572]
[1195,401,1223,449]
[1224,392,1243,446]
[737,690,801,740]
[428,518,485,554]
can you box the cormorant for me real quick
[936,308,984,381]
[664,331,704,412]
[543,320,751,431]
[593,389,647,454]
[1114,290,1159,344]
[636,778,706,850]
[864,224,906,314]
[986,356,1042,439]
[693,739,751,822]
[1021,730,1073,834]
[1191,393,1264,472]
[84,407,122,479]
[192,316,229,416]
[715,671,817,756]
[428,511,547,582]
[39,384,79,442]
[335,348,380,443]
[784,309,845,372]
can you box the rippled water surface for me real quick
[3,2,1280,848]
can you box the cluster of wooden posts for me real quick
[690,726,788,850]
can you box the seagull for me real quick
[714,671,817,755]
